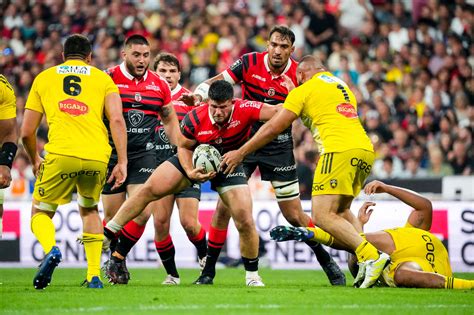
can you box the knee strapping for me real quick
[271,180,300,201]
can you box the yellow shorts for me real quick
[33,153,107,208]
[382,227,452,287]
[312,149,374,196]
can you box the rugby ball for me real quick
[192,144,222,173]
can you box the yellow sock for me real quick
[31,213,56,254]
[355,240,379,262]
[444,276,474,289]
[82,233,104,282]
[307,227,334,246]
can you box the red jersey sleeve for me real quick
[225,53,254,83]
[237,99,264,123]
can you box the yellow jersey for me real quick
[25,60,118,163]
[284,72,373,154]
[0,75,17,120]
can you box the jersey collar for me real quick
[119,62,148,83]
[264,53,293,79]
[171,84,182,97]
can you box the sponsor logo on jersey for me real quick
[273,164,296,172]
[198,130,213,136]
[128,109,144,127]
[226,172,245,178]
[60,170,100,180]
[252,74,266,82]
[116,84,129,88]
[139,168,154,173]
[145,82,160,91]
[336,103,358,118]
[58,99,89,116]
[146,142,155,151]
[350,157,372,174]
[228,120,241,129]
[276,134,291,142]
[229,59,242,71]
[312,183,324,191]
[57,65,91,75]
[267,87,276,96]
[135,93,142,102]
[240,101,261,109]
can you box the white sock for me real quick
[246,271,259,278]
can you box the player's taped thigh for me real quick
[271,180,300,201]
[216,184,248,195]
[77,194,98,208]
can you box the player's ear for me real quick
[85,52,92,64]
[291,45,295,54]
[61,52,65,62]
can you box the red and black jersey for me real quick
[224,51,297,153]
[156,84,194,164]
[105,64,171,159]
[181,99,263,154]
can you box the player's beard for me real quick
[125,59,147,79]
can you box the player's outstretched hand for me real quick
[108,162,127,191]
[0,165,12,189]
[33,156,44,178]
[358,202,376,226]
[364,180,388,195]
[221,150,244,175]
[179,93,201,107]
[188,166,216,183]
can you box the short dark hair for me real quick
[152,52,180,72]
[268,25,295,46]
[124,34,149,48]
[209,80,233,102]
[63,34,92,59]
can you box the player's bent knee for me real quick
[233,215,255,232]
[271,180,300,201]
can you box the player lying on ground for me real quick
[271,180,474,289]
[104,80,280,286]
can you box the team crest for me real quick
[135,92,142,102]
[38,187,45,196]
[158,128,169,143]
[267,88,275,97]
[128,109,144,127]
[330,179,337,189]
[215,137,222,144]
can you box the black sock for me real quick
[155,237,179,278]
[242,256,259,272]
[116,233,138,258]
[202,246,222,278]
[305,240,332,265]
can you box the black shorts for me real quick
[168,155,247,192]
[102,154,156,194]
[175,182,201,200]
[243,148,297,182]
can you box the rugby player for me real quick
[102,35,182,284]
[222,55,388,288]
[184,25,345,286]
[151,53,207,285]
[104,80,280,286]
[271,180,474,290]
[21,34,127,289]
[0,74,18,239]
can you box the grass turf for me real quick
[0,268,472,315]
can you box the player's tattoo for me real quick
[159,105,172,118]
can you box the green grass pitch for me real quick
[0,268,472,315]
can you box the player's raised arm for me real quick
[221,108,297,174]
[364,180,433,231]
[104,92,127,190]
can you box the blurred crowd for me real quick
[0,0,472,200]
